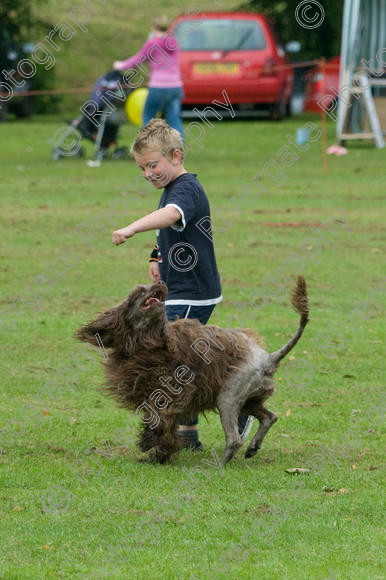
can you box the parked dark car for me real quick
[0,27,34,120]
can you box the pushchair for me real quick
[53,70,132,161]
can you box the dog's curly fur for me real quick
[77,277,309,465]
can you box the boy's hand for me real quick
[112,226,135,245]
[149,262,161,283]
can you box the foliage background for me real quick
[2,0,343,113]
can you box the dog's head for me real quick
[77,281,168,352]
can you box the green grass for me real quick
[0,114,385,579]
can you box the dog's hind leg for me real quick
[217,397,243,465]
[244,405,278,459]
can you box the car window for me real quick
[175,19,267,51]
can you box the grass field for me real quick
[0,113,385,579]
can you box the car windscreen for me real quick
[175,19,267,51]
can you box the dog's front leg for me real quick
[139,424,160,452]
[141,417,181,464]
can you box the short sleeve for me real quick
[165,182,199,232]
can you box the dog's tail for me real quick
[270,276,309,365]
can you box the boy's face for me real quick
[134,150,184,189]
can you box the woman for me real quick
[114,15,184,136]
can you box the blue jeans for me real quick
[143,87,184,138]
[166,304,215,426]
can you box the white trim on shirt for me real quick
[165,295,223,306]
[166,203,186,231]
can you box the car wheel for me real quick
[269,94,286,121]
[285,99,292,118]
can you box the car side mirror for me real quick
[285,41,301,54]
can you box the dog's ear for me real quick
[121,331,136,353]
[115,308,138,353]
[76,308,117,348]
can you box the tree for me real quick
[0,0,47,42]
[0,0,57,115]
[239,0,343,60]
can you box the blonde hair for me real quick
[152,15,170,33]
[131,119,184,162]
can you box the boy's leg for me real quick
[238,414,255,443]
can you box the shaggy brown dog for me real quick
[77,276,309,465]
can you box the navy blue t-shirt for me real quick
[156,173,222,306]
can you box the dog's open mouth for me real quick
[141,289,165,310]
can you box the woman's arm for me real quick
[113,39,152,70]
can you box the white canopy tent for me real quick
[337,0,386,147]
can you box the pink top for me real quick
[119,35,183,88]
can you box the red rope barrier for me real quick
[0,86,95,98]
[0,59,372,98]
[0,59,333,99]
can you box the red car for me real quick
[304,56,340,112]
[173,12,298,120]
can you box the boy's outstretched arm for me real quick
[112,206,181,246]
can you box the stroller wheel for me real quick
[52,146,84,160]
[73,147,84,159]
[112,147,128,160]
[95,148,108,161]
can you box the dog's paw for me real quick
[245,447,259,459]
[137,454,158,464]
[144,447,171,464]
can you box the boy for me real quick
[112,119,253,449]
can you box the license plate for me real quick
[193,62,239,75]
